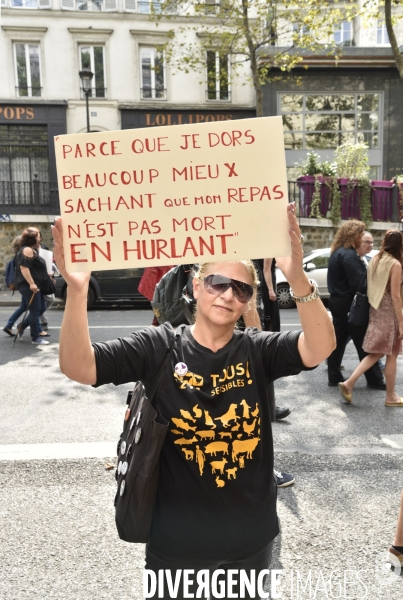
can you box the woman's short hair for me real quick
[331,220,366,253]
[20,229,39,248]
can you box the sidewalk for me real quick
[0,287,63,307]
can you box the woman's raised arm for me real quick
[52,218,97,385]
[276,205,336,367]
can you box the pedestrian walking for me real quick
[327,220,385,389]
[53,204,335,600]
[14,228,51,345]
[28,226,52,332]
[3,235,28,337]
[338,230,403,405]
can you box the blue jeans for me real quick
[5,294,27,329]
[18,285,46,341]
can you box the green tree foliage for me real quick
[155,0,360,116]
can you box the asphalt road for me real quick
[1,305,403,599]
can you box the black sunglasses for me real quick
[202,274,255,304]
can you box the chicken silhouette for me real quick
[243,418,257,437]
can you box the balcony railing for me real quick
[0,177,59,215]
[0,178,401,222]
[206,90,231,102]
[140,87,166,100]
[80,87,107,99]
[16,86,42,98]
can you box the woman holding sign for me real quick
[53,204,335,599]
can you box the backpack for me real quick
[5,256,17,291]
[151,265,192,327]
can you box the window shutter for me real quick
[124,0,136,11]
[39,0,51,7]
[61,0,75,9]
[105,0,117,9]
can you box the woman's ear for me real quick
[193,277,200,300]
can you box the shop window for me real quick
[334,21,353,46]
[280,93,380,151]
[377,21,389,45]
[79,46,106,98]
[206,51,230,101]
[0,125,50,205]
[140,47,166,100]
[14,44,42,98]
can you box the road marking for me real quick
[275,445,403,455]
[0,442,402,461]
[0,442,116,461]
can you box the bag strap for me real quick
[357,269,368,295]
[148,328,179,407]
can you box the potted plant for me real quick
[296,152,336,218]
[333,142,372,225]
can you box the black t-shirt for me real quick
[93,324,313,561]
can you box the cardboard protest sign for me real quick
[54,116,290,272]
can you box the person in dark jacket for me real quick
[327,220,385,388]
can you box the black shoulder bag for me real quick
[114,331,177,543]
[348,270,369,329]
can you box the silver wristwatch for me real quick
[289,279,320,303]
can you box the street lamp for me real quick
[79,68,94,133]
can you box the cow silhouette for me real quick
[180,409,196,422]
[197,430,216,440]
[205,441,229,456]
[226,467,238,480]
[193,404,202,418]
[204,410,216,429]
[215,476,225,488]
[171,418,197,432]
[214,404,239,428]
[240,399,251,419]
[174,436,198,445]
[210,458,228,474]
[243,418,257,436]
[232,437,260,461]
[182,448,194,460]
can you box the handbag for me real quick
[348,271,369,328]
[114,330,177,543]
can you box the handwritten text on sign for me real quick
[55,116,290,272]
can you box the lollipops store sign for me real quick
[55,116,290,272]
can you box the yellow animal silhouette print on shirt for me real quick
[170,401,261,489]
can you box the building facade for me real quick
[0,0,255,219]
[262,16,403,181]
